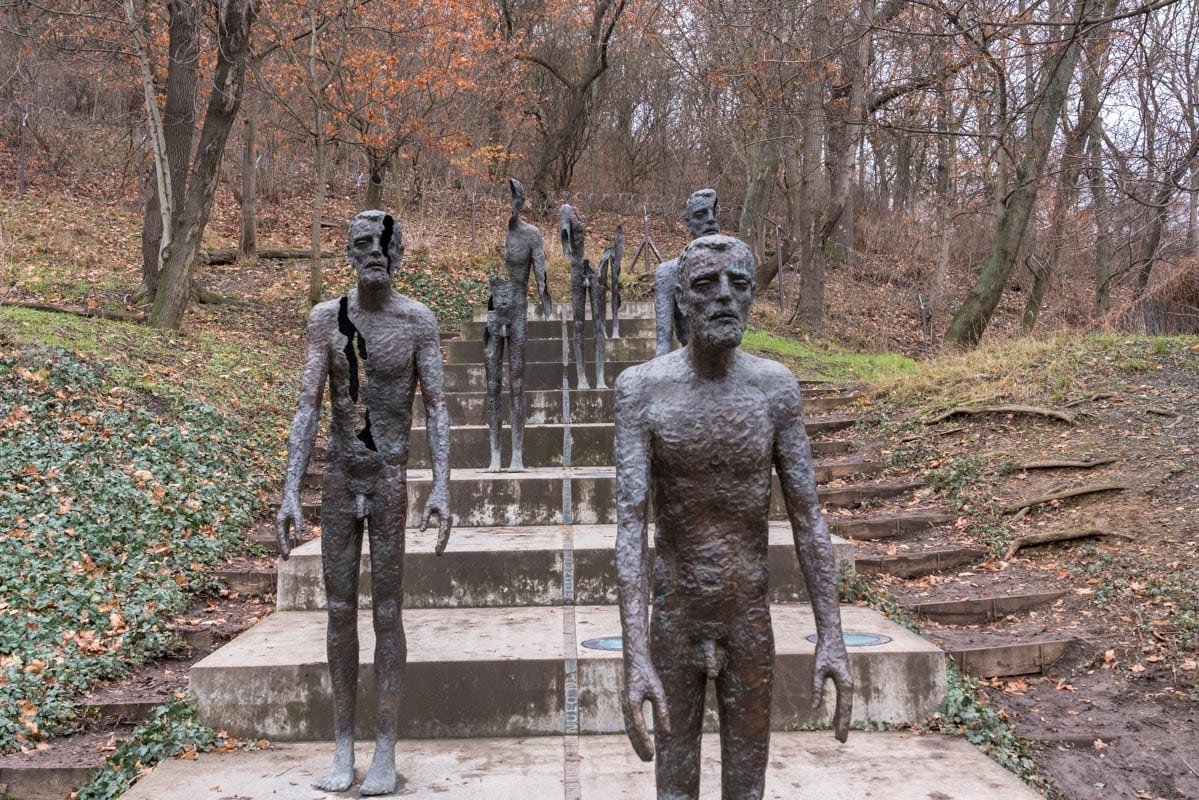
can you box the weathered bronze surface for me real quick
[561,203,607,389]
[616,234,852,799]
[485,179,552,472]
[654,189,720,357]
[599,223,625,339]
[275,210,452,795]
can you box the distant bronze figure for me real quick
[599,223,625,339]
[485,178,552,472]
[276,210,452,796]
[615,234,852,799]
[561,203,607,389]
[654,189,720,357]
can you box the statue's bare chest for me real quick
[649,386,774,475]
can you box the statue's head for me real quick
[684,189,719,239]
[675,234,754,351]
[347,210,404,291]
[508,178,526,220]
[559,204,583,261]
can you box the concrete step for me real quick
[275,524,855,610]
[471,301,656,322]
[119,731,1042,799]
[444,335,657,364]
[190,604,944,740]
[280,468,922,528]
[460,317,656,340]
[903,591,1067,625]
[440,362,857,393]
[413,389,859,427]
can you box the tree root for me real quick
[0,300,145,323]
[1011,457,1118,471]
[928,404,1077,425]
[1004,525,1133,559]
[1002,482,1128,514]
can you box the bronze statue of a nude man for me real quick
[653,189,720,358]
[485,178,551,472]
[615,234,852,799]
[275,210,452,795]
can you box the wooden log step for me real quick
[80,699,160,722]
[947,638,1082,678]
[902,591,1067,625]
[830,510,955,541]
[0,766,100,800]
[214,568,277,596]
[855,548,987,578]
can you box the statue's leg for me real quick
[611,263,621,339]
[714,611,774,800]
[653,263,676,358]
[572,270,590,390]
[360,466,408,796]
[508,319,527,472]
[590,281,607,390]
[484,329,504,472]
[317,469,364,792]
[651,611,706,800]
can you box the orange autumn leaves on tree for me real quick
[261,0,503,195]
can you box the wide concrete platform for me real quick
[276,525,855,610]
[572,604,945,733]
[191,604,942,740]
[121,732,1039,799]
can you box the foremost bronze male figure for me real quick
[276,210,452,795]
[615,234,852,799]
[653,189,720,357]
[561,203,607,390]
[485,178,552,472]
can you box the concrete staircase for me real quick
[129,301,1040,799]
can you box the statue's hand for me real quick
[622,660,671,762]
[420,490,452,556]
[812,634,854,743]
[275,492,303,561]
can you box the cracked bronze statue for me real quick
[561,203,607,390]
[654,189,720,358]
[485,178,552,473]
[615,234,852,799]
[275,210,452,796]
[599,223,625,339]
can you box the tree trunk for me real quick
[742,115,781,288]
[1132,133,1199,294]
[791,0,830,334]
[137,0,199,303]
[365,153,388,209]
[930,84,954,318]
[1088,126,1113,314]
[1188,164,1198,254]
[945,0,1093,349]
[239,82,259,258]
[148,0,256,330]
[309,106,328,306]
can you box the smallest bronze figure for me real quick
[560,203,607,390]
[484,178,551,472]
[599,223,625,339]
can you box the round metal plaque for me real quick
[806,631,892,647]
[581,636,624,652]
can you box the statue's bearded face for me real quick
[685,193,719,238]
[347,212,403,291]
[677,237,754,351]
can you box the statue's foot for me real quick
[595,379,608,390]
[359,749,397,796]
[485,453,502,473]
[508,457,525,473]
[315,754,355,792]
[577,378,591,391]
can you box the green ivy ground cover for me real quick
[0,344,271,753]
